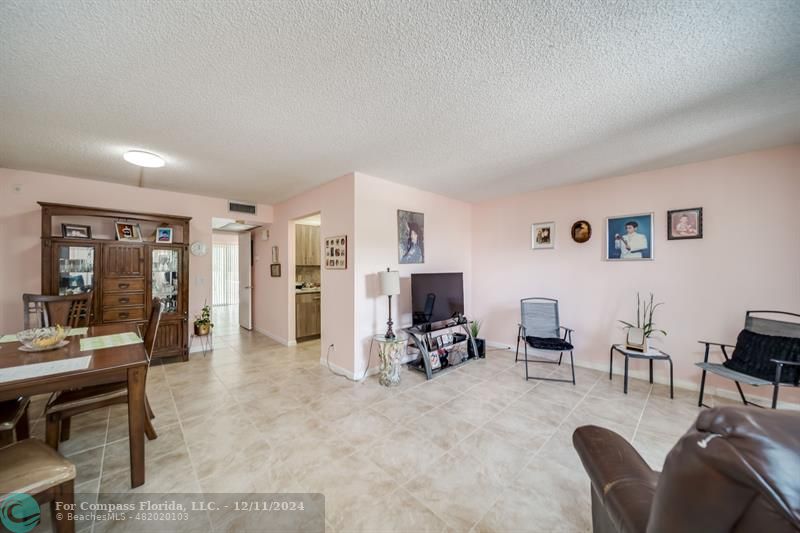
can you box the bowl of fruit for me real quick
[17,325,71,352]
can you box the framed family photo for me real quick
[115,221,143,242]
[531,222,555,250]
[324,235,348,269]
[61,223,92,239]
[605,213,654,261]
[667,207,703,240]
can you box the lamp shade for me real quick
[379,270,400,296]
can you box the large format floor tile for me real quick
[29,319,740,533]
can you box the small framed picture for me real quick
[155,227,173,243]
[271,246,279,263]
[570,220,592,243]
[531,222,555,250]
[270,263,281,277]
[115,222,143,242]
[324,235,347,269]
[605,213,654,261]
[61,223,92,239]
[667,208,703,240]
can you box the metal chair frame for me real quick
[515,297,576,385]
[697,310,800,409]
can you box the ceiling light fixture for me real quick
[123,150,166,168]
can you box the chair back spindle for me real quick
[142,298,162,362]
[23,293,93,329]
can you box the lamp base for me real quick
[385,294,395,339]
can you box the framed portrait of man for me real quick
[605,213,654,261]
[667,207,703,240]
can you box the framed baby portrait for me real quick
[667,208,703,240]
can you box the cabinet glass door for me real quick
[57,245,95,295]
[152,248,180,314]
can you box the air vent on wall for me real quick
[229,201,257,215]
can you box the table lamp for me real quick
[379,268,400,338]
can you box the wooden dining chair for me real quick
[44,298,162,451]
[23,292,93,329]
[0,396,30,446]
[0,439,76,533]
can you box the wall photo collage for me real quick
[531,207,703,261]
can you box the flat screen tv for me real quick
[411,272,464,326]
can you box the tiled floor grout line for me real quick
[88,408,111,533]
[161,368,215,531]
[631,383,654,444]
[468,371,603,531]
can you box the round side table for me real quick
[373,333,408,387]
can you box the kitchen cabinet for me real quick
[296,292,321,340]
[295,224,320,266]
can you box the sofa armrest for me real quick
[573,425,659,533]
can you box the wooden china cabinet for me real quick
[39,202,191,361]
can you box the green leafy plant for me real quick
[470,319,482,338]
[193,302,214,329]
[618,292,666,338]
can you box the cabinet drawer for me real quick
[103,278,145,293]
[102,307,145,322]
[103,293,145,307]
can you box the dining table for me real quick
[0,323,149,488]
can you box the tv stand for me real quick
[404,317,480,380]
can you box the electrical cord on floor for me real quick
[325,341,374,382]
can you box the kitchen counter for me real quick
[296,288,321,294]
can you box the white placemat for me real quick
[0,356,91,384]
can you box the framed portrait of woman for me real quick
[398,210,424,264]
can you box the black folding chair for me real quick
[515,297,576,384]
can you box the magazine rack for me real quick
[405,317,480,380]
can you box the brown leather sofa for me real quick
[573,406,800,533]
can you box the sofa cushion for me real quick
[724,329,800,385]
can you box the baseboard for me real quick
[320,356,379,381]
[486,339,513,350]
[253,326,296,346]
[489,346,800,410]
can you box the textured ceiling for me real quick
[1,0,799,204]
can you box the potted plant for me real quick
[618,292,666,352]
[193,303,214,336]
[467,319,486,358]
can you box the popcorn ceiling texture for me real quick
[0,0,798,203]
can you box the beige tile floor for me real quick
[24,324,735,533]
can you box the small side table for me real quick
[373,333,408,387]
[190,332,213,357]
[609,344,673,398]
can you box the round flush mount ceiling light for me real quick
[123,150,166,168]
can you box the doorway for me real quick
[212,230,240,335]
[293,213,321,343]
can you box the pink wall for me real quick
[0,169,272,332]
[212,231,240,245]
[252,173,356,372]
[471,146,800,402]
[354,173,473,376]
